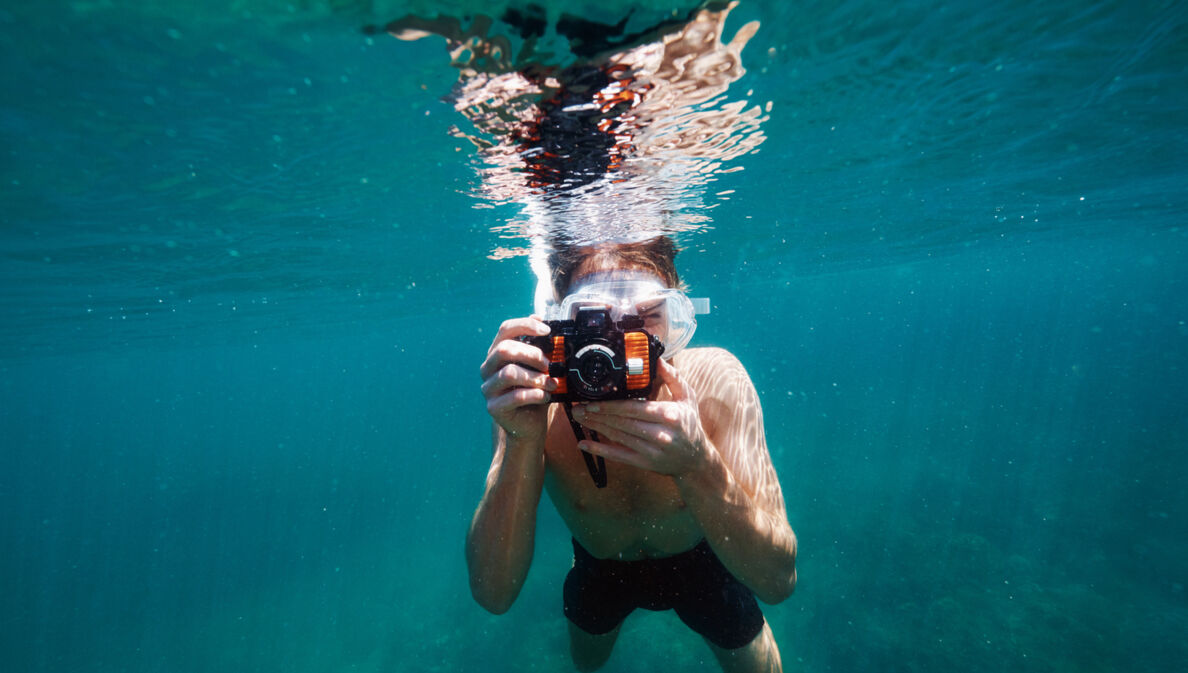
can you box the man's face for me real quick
[633,294,669,343]
[563,266,673,345]
[554,252,704,360]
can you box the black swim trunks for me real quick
[563,538,765,649]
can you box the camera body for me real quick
[521,307,665,402]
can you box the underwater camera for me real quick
[522,307,665,402]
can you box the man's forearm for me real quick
[465,431,547,614]
[674,446,797,604]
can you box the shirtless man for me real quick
[472,237,797,673]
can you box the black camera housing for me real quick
[521,307,665,402]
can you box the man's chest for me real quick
[542,414,700,556]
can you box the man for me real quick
[473,237,796,673]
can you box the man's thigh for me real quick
[703,622,782,673]
[568,621,622,672]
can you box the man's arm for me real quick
[672,348,796,604]
[466,425,547,614]
[469,316,556,613]
[572,348,797,603]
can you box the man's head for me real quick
[540,236,706,358]
[546,236,682,302]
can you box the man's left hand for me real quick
[570,359,710,476]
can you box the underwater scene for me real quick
[1,1,1186,671]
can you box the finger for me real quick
[578,440,652,470]
[657,358,689,401]
[480,338,551,380]
[481,363,557,399]
[486,387,550,416]
[489,316,550,354]
[573,405,670,442]
[576,413,666,456]
[580,399,680,424]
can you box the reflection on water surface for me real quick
[381,1,769,257]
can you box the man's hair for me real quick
[547,236,682,300]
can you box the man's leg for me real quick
[567,621,622,672]
[703,622,782,673]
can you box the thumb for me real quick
[657,358,690,402]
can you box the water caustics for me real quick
[377,1,769,259]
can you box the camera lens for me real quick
[580,351,612,387]
[566,310,625,400]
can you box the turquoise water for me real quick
[2,1,1186,671]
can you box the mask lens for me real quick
[549,278,702,358]
[634,296,668,335]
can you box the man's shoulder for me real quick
[674,346,754,399]
[676,347,762,441]
[676,346,747,373]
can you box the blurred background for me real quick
[1,1,1185,671]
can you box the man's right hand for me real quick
[479,316,557,443]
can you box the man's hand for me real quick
[479,316,557,443]
[570,358,711,476]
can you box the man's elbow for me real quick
[756,557,797,604]
[470,576,518,615]
[756,571,796,604]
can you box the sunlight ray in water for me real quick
[380,1,768,259]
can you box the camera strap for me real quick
[562,402,608,488]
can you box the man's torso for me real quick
[542,348,729,561]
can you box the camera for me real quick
[521,307,665,402]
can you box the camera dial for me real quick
[571,343,621,398]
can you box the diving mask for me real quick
[544,271,710,358]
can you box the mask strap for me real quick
[562,402,608,488]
